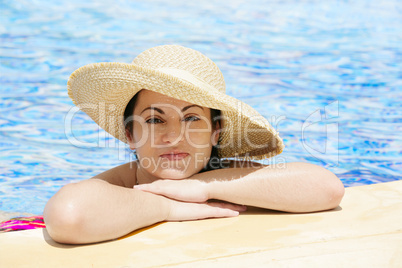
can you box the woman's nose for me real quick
[161,122,185,144]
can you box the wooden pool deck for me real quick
[1,181,402,267]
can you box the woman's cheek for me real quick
[186,129,212,148]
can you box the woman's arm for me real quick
[44,178,244,244]
[43,179,168,244]
[206,162,344,212]
[135,162,345,213]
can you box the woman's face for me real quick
[126,90,219,181]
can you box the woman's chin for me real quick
[156,168,194,180]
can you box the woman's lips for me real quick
[159,152,189,160]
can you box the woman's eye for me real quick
[184,116,200,122]
[146,118,163,124]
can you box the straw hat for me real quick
[68,45,284,160]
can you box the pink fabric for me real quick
[0,216,45,232]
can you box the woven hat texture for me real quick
[68,45,284,159]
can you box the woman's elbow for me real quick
[324,171,345,210]
[43,184,85,244]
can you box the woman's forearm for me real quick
[43,179,169,244]
[203,162,345,212]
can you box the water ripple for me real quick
[1,0,401,214]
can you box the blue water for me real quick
[1,0,401,215]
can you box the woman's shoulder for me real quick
[225,159,266,169]
[92,161,138,188]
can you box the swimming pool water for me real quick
[1,0,401,215]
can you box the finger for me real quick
[134,183,158,192]
[134,182,170,196]
[167,202,240,221]
[135,181,208,203]
[135,183,184,201]
[207,202,248,212]
[194,204,240,219]
[134,184,152,192]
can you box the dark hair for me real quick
[123,90,223,171]
[123,92,139,135]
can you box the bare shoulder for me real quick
[91,161,138,188]
[226,159,266,169]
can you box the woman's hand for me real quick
[134,179,210,203]
[165,198,246,221]
[134,179,247,221]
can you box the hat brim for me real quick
[68,62,284,160]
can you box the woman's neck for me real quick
[135,162,160,185]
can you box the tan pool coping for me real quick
[1,181,402,267]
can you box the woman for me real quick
[44,45,344,244]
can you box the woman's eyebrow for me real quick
[140,107,165,115]
[182,104,204,112]
[141,104,204,115]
